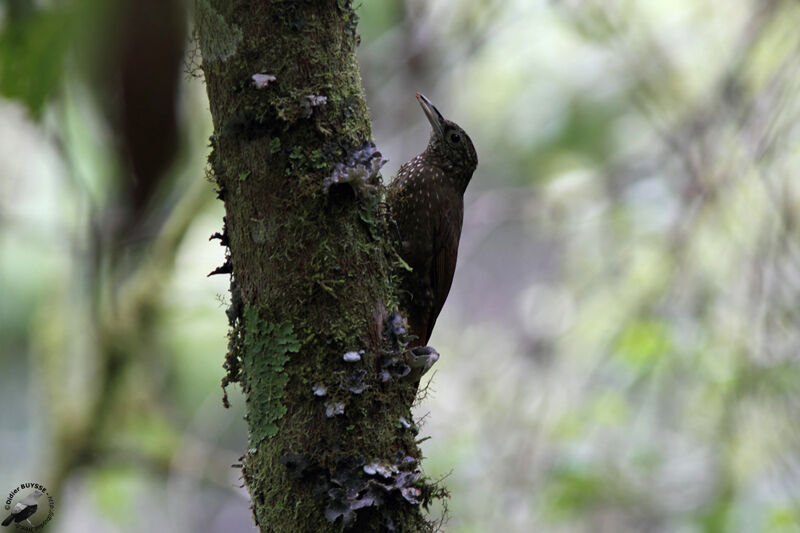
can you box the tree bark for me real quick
[196,1,440,531]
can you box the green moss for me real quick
[310,149,328,169]
[241,305,301,443]
[269,137,281,154]
[195,0,242,62]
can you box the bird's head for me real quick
[417,93,478,192]
[19,489,44,506]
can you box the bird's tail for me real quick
[2,514,14,526]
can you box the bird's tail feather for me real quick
[2,514,14,526]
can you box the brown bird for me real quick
[387,93,478,349]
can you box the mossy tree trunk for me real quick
[196,1,439,531]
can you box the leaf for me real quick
[0,7,75,116]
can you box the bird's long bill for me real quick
[416,92,445,137]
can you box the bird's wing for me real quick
[11,502,27,514]
[428,202,463,343]
[16,505,37,522]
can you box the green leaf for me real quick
[0,7,75,116]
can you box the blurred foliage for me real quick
[0,3,72,116]
[0,0,246,530]
[2,0,800,531]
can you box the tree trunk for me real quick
[196,1,440,531]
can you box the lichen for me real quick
[322,141,387,197]
[252,73,277,89]
[275,451,432,530]
[240,305,301,443]
[195,0,242,62]
[300,94,328,118]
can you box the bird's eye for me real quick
[449,133,461,143]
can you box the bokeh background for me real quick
[2,0,800,531]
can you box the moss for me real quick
[269,137,281,154]
[240,305,301,443]
[195,0,242,62]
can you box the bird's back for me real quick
[389,154,464,346]
[388,92,477,348]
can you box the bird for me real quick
[2,489,44,528]
[387,93,478,350]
